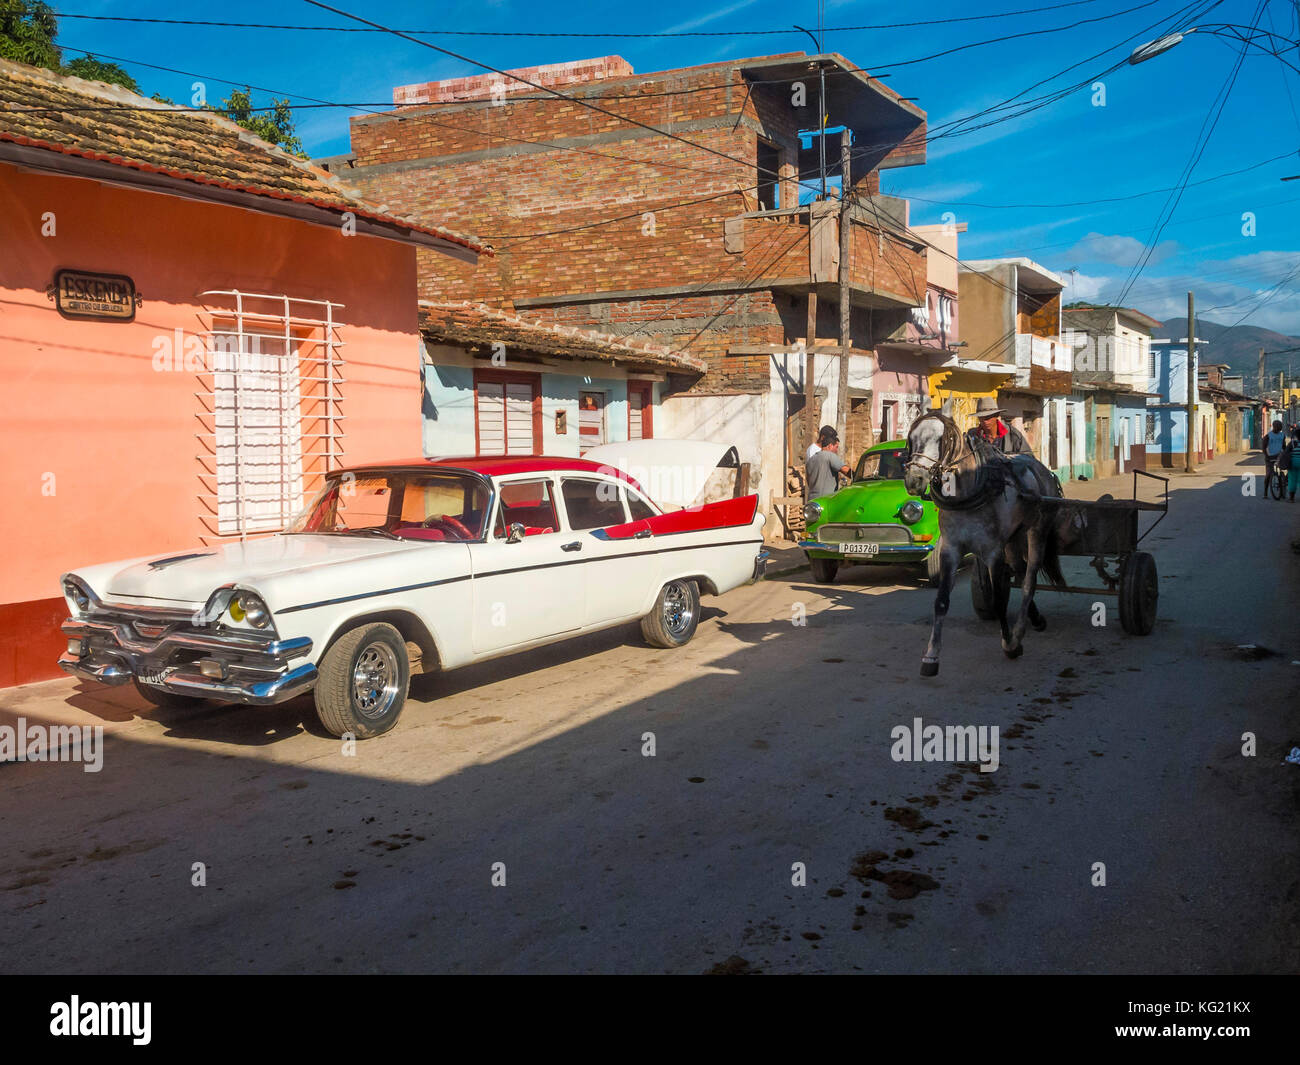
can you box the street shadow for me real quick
[4,465,1293,976]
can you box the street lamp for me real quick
[1128,28,1197,65]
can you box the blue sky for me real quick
[54,0,1298,332]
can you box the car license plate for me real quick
[137,666,171,686]
[841,542,879,556]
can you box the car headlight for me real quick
[804,501,823,524]
[63,578,91,615]
[229,592,271,629]
[899,500,924,525]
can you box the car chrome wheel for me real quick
[662,580,695,637]
[352,642,400,719]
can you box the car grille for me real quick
[818,524,913,545]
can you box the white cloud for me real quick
[1048,268,1300,334]
[659,0,761,35]
[1200,250,1300,280]
[1066,232,1181,267]
[894,180,984,204]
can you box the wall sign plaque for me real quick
[48,269,139,321]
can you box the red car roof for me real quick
[338,455,643,489]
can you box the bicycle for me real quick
[1269,459,1290,500]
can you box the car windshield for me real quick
[853,448,908,483]
[286,471,490,542]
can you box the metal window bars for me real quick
[195,290,346,542]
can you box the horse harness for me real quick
[913,417,1051,512]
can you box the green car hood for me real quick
[811,479,939,535]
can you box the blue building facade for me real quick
[1147,339,1214,466]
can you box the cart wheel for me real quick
[1118,551,1158,635]
[970,560,1011,620]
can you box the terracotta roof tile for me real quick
[0,58,488,256]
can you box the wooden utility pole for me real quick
[1258,346,1266,399]
[836,129,852,446]
[804,292,818,459]
[1185,291,1195,473]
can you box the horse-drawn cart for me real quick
[970,469,1169,636]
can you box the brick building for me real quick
[320,51,931,514]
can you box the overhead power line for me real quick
[36,1,1119,37]
[900,151,1300,210]
[295,0,792,183]
[1112,0,1266,309]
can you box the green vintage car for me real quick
[798,439,943,584]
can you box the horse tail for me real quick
[1040,515,1066,588]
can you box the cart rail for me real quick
[1053,468,1169,557]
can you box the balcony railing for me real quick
[724,196,926,309]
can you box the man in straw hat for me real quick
[967,397,1031,455]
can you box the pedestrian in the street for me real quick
[805,423,835,462]
[1263,420,1286,500]
[805,427,851,500]
[966,397,1032,455]
[1286,428,1300,502]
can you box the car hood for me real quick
[77,534,430,607]
[583,438,738,509]
[816,479,916,521]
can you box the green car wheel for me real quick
[810,557,839,584]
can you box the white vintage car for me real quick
[59,448,767,738]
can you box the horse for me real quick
[904,408,1073,677]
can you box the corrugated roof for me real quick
[0,57,488,256]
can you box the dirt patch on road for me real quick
[706,955,758,975]
[884,806,934,832]
[84,838,165,862]
[849,852,941,900]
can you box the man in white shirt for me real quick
[806,424,834,462]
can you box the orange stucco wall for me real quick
[0,161,424,655]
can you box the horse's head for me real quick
[905,411,951,496]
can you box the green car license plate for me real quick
[840,542,879,556]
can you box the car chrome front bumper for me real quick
[59,614,316,705]
[798,539,932,558]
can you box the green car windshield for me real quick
[852,447,909,483]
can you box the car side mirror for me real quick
[505,522,526,544]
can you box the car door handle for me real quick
[561,541,582,552]
[634,529,652,539]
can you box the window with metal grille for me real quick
[197,292,345,540]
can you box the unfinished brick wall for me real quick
[525,290,788,391]
[1029,292,1062,337]
[342,53,926,391]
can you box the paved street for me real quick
[1,452,1297,974]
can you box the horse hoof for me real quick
[1003,644,1024,660]
[920,661,939,677]
[1031,615,1047,632]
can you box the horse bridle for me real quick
[908,414,964,487]
[911,413,1008,510]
